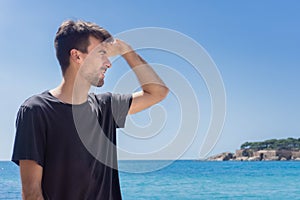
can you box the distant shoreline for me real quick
[207,138,300,161]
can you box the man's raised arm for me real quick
[104,39,169,114]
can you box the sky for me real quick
[0,0,299,160]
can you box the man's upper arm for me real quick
[12,105,47,167]
[19,160,44,200]
[128,89,168,115]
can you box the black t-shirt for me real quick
[12,91,132,200]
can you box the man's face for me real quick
[79,36,111,87]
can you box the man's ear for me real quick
[70,49,82,64]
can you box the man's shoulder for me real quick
[20,90,51,109]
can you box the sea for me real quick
[1,160,300,200]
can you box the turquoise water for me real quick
[1,160,300,199]
[0,162,21,199]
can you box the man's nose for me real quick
[105,58,112,68]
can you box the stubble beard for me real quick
[84,72,104,88]
[95,79,104,87]
[89,76,104,87]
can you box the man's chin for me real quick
[94,80,104,87]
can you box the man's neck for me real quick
[49,71,91,105]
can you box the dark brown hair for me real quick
[54,20,112,74]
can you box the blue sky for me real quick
[0,0,299,160]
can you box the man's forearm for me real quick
[122,51,168,97]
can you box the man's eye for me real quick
[98,50,107,55]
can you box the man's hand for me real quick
[102,38,133,57]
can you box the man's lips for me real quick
[100,69,107,78]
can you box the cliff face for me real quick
[207,149,300,161]
[206,152,234,161]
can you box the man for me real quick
[12,20,168,200]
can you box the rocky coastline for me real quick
[207,149,300,161]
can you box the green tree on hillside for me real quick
[240,138,300,150]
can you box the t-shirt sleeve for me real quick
[111,93,132,128]
[11,105,46,167]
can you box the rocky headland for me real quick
[207,138,300,161]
